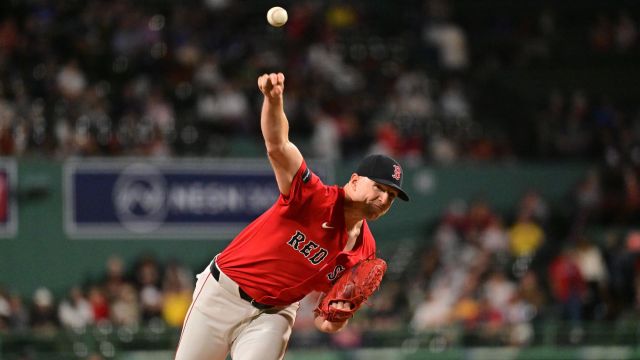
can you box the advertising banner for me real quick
[64,159,332,239]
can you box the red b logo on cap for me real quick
[392,165,401,181]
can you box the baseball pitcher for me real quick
[174,72,409,360]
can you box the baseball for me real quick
[267,6,288,27]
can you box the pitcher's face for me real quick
[353,176,398,220]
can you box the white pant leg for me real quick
[174,303,229,360]
[230,303,299,360]
[175,263,257,360]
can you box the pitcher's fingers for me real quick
[258,74,268,90]
[277,72,285,84]
[269,73,279,86]
[330,301,352,310]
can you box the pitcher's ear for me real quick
[349,173,360,188]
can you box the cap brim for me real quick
[370,178,409,201]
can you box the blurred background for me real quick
[0,0,639,359]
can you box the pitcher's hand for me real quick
[258,72,285,102]
[313,301,352,333]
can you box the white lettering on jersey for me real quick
[327,265,346,281]
[286,230,329,266]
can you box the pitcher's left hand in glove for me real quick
[315,258,387,322]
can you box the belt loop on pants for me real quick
[210,258,274,310]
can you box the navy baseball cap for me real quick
[356,154,409,201]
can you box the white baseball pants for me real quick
[174,262,299,360]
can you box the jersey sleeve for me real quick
[279,160,324,206]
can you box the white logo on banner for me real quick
[113,164,168,233]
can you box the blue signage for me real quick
[64,159,332,239]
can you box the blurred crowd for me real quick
[0,255,194,335]
[0,0,638,164]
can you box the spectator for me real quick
[56,59,87,101]
[423,21,470,71]
[474,297,505,344]
[102,255,128,302]
[518,190,549,224]
[58,287,93,330]
[572,236,609,320]
[517,270,547,317]
[440,79,470,121]
[197,83,250,135]
[479,218,509,256]
[508,211,545,258]
[310,112,341,160]
[548,248,587,323]
[450,276,481,329]
[483,271,516,312]
[410,291,452,331]
[88,286,110,323]
[8,293,29,332]
[505,292,535,346]
[161,261,192,327]
[30,287,58,333]
[135,256,163,322]
[467,200,497,237]
[111,284,140,327]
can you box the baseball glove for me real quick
[315,258,387,322]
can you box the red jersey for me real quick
[216,160,377,306]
